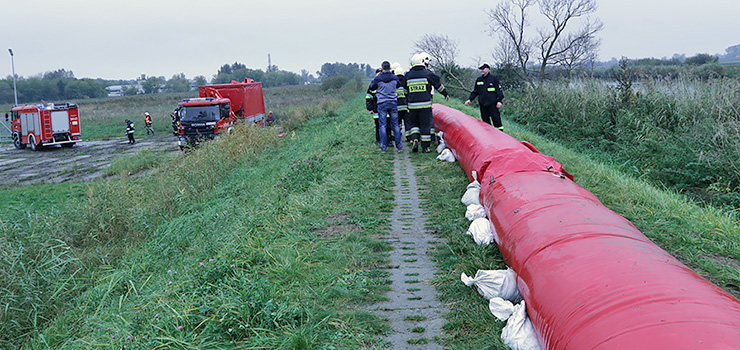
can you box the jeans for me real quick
[377,102,402,151]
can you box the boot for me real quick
[412,140,419,153]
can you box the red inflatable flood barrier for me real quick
[433,104,740,349]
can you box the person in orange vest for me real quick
[144,112,154,135]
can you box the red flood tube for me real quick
[433,104,740,349]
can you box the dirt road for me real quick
[0,134,180,186]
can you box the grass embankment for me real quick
[1,86,400,349]
[3,86,739,349]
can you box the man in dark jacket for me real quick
[368,61,402,152]
[465,63,505,131]
[366,69,390,145]
[405,53,449,153]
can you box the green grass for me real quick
[3,86,740,349]
[103,149,175,177]
[1,87,397,349]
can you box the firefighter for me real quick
[366,69,381,144]
[144,112,154,135]
[404,52,448,153]
[465,62,505,131]
[391,62,410,142]
[125,119,136,144]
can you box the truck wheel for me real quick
[12,133,26,149]
[29,135,38,151]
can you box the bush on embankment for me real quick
[507,78,740,210]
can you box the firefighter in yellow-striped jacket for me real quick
[391,62,410,142]
[404,53,448,153]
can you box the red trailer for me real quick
[6,103,81,151]
[173,79,265,150]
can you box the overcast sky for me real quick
[2,0,739,81]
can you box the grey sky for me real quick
[2,0,739,80]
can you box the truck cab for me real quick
[174,97,234,150]
[173,80,265,151]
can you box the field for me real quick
[1,83,739,349]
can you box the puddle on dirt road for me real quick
[0,134,180,186]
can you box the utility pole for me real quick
[268,53,272,72]
[8,48,18,106]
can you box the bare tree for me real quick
[487,0,535,86]
[487,0,603,88]
[413,33,470,93]
[553,33,601,81]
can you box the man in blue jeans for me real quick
[368,61,403,152]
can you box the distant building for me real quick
[106,85,124,97]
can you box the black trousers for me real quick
[408,108,434,149]
[480,103,503,129]
[127,133,135,144]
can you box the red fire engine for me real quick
[6,103,81,151]
[172,79,265,150]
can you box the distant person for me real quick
[366,69,381,145]
[368,61,402,153]
[404,52,448,153]
[170,111,180,133]
[125,119,136,144]
[144,112,154,135]
[465,63,505,131]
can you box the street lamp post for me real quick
[8,49,18,106]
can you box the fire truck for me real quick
[173,79,265,150]
[6,103,81,151]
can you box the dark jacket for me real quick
[396,73,408,112]
[369,71,400,105]
[365,86,377,113]
[404,66,448,110]
[468,73,504,106]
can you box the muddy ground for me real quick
[0,133,180,186]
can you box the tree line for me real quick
[1,61,379,105]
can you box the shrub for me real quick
[321,76,350,91]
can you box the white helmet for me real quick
[391,62,403,74]
[411,52,432,67]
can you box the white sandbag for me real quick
[467,218,494,245]
[436,130,444,140]
[501,300,542,350]
[436,148,456,162]
[436,139,446,153]
[461,180,481,206]
[465,204,486,221]
[489,297,515,321]
[460,268,520,301]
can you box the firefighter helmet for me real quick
[411,52,432,67]
[145,112,150,116]
[391,62,403,74]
